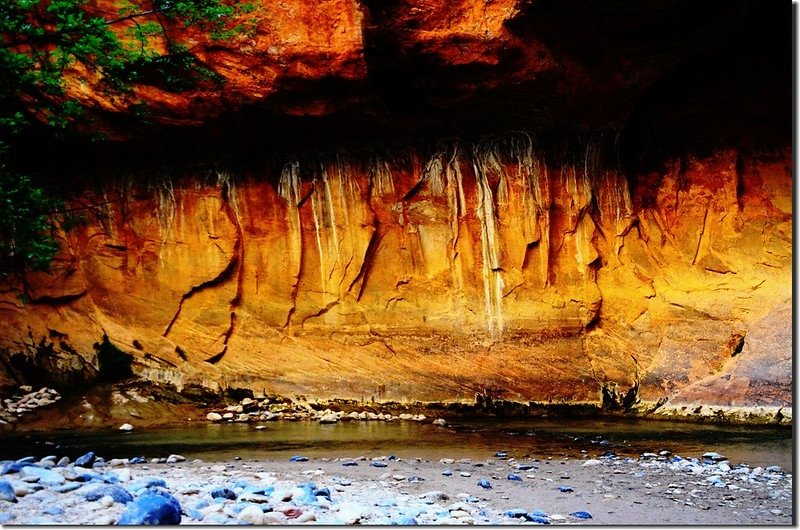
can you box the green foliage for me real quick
[0,0,254,279]
[0,151,62,277]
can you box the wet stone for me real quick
[0,481,16,503]
[84,483,134,503]
[74,452,95,467]
[211,487,237,500]
[118,490,182,525]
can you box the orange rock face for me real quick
[0,1,790,417]
[0,143,790,412]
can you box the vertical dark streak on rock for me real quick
[205,179,245,364]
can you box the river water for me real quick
[2,418,792,471]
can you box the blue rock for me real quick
[442,469,453,476]
[74,452,95,467]
[118,490,182,525]
[376,498,397,507]
[525,514,550,524]
[84,484,133,503]
[398,506,426,517]
[193,499,210,510]
[185,508,204,521]
[0,512,14,523]
[507,473,523,482]
[504,509,527,518]
[342,461,358,467]
[529,510,548,517]
[211,487,237,500]
[0,480,17,502]
[226,503,250,516]
[313,487,331,500]
[558,486,574,493]
[387,455,398,461]
[494,452,507,458]
[242,485,267,495]
[22,466,65,486]
[42,505,65,516]
[477,479,492,489]
[371,461,388,468]
[129,456,146,465]
[465,496,480,503]
[1,463,23,475]
[75,472,106,483]
[289,456,309,462]
[128,478,168,492]
[331,477,351,486]
[570,511,593,519]
[15,457,36,465]
[204,513,229,525]
[516,464,534,470]
[391,515,418,525]
[54,483,82,493]
[408,476,424,483]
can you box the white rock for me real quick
[201,503,224,515]
[459,472,471,477]
[422,491,449,501]
[100,495,115,508]
[96,515,116,525]
[119,423,134,431]
[238,505,265,525]
[583,459,603,467]
[337,503,365,525]
[206,412,223,421]
[166,454,185,463]
[440,458,455,464]
[263,512,285,525]
[12,484,31,497]
[222,412,234,420]
[296,512,317,523]
[319,413,339,424]
[108,458,129,467]
[19,385,32,393]
[433,418,447,426]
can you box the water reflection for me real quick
[1,418,791,471]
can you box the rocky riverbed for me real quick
[0,445,792,525]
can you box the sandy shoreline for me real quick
[0,446,792,525]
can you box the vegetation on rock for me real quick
[0,0,252,279]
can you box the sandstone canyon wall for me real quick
[0,0,791,421]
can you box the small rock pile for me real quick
[0,386,61,424]
[206,397,443,426]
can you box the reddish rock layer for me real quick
[0,144,790,412]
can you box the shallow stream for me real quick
[2,417,792,471]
